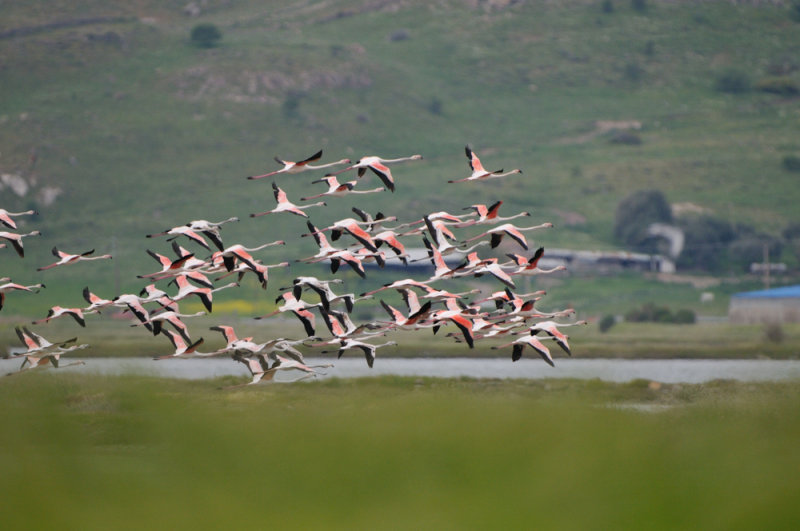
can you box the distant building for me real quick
[728,284,800,324]
[543,248,674,274]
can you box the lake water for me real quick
[5,357,800,384]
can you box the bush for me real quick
[614,189,673,250]
[782,155,800,172]
[676,214,736,272]
[764,323,784,343]
[755,77,799,96]
[714,70,751,94]
[190,23,222,48]
[672,309,696,324]
[631,0,647,12]
[791,1,800,23]
[609,131,642,145]
[624,303,696,324]
[601,0,614,14]
[599,314,617,333]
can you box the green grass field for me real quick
[2,374,799,529]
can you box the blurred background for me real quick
[2,0,800,353]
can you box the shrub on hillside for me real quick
[609,131,642,145]
[782,155,800,172]
[614,189,672,250]
[676,214,736,272]
[190,23,221,48]
[791,1,800,22]
[714,70,751,94]
[755,77,799,96]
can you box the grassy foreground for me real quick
[2,373,799,530]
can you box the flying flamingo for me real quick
[32,306,88,327]
[255,291,320,336]
[250,182,326,218]
[300,175,384,201]
[10,326,79,357]
[209,325,270,356]
[167,216,239,251]
[0,208,37,230]
[455,201,531,228]
[449,146,522,183]
[320,338,397,368]
[214,259,289,290]
[297,221,341,263]
[134,309,206,341]
[286,276,355,312]
[1,281,45,311]
[247,150,350,180]
[303,217,379,252]
[82,287,114,313]
[153,330,209,360]
[526,320,588,357]
[211,240,285,272]
[461,222,553,251]
[37,247,112,271]
[146,224,216,250]
[8,344,87,375]
[453,254,516,289]
[167,275,238,313]
[492,335,555,365]
[505,248,568,277]
[350,207,399,232]
[474,287,547,309]
[360,278,433,298]
[0,230,41,258]
[378,299,433,330]
[326,153,423,192]
[223,354,331,388]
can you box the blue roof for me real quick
[732,285,800,299]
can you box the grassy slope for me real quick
[1,0,799,321]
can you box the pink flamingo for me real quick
[492,335,555,365]
[1,281,45,311]
[250,182,326,218]
[461,222,553,251]
[300,175,384,201]
[37,247,112,271]
[153,330,209,360]
[32,306,88,327]
[0,230,41,258]
[455,200,530,228]
[449,146,522,183]
[0,208,37,230]
[326,153,423,192]
[247,150,350,180]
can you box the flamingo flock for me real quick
[1,145,584,383]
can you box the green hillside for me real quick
[2,0,800,315]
